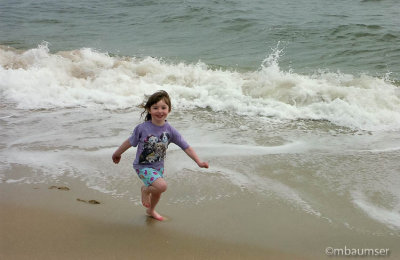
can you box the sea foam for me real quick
[1,43,399,131]
[352,191,400,231]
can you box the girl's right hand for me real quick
[112,153,121,164]
[112,139,132,164]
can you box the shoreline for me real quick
[0,180,307,260]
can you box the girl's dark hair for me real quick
[140,90,172,121]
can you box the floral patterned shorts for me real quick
[135,167,164,187]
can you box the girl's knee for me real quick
[152,178,167,193]
[158,182,167,193]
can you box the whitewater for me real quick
[1,44,399,131]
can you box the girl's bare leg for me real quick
[145,178,167,221]
[141,186,151,208]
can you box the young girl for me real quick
[112,90,209,221]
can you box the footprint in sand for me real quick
[49,186,70,191]
[76,198,101,205]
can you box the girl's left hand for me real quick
[198,161,209,168]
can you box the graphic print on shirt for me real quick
[139,132,170,164]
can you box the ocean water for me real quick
[1,0,400,78]
[1,0,400,257]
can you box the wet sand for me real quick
[0,181,307,260]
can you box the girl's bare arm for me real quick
[112,138,132,164]
[184,146,209,168]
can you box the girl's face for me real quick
[149,99,170,126]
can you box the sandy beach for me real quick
[0,179,308,260]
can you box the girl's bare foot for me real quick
[146,208,164,221]
[141,186,151,208]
